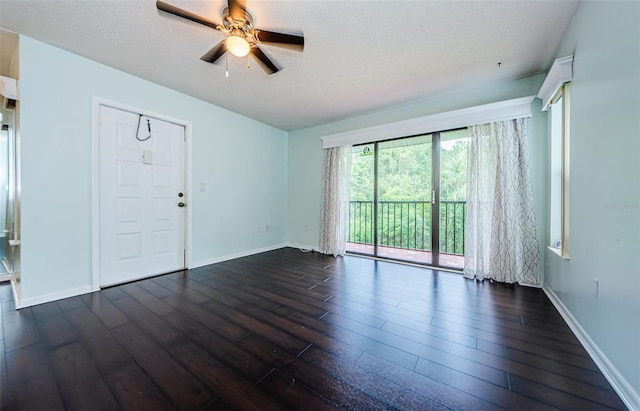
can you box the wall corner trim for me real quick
[543,284,640,410]
[537,55,573,111]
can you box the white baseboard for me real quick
[1,258,10,274]
[13,244,293,308]
[16,285,95,309]
[543,284,640,410]
[10,275,20,307]
[518,281,543,289]
[286,242,319,252]
[190,243,289,269]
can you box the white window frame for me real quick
[538,56,573,258]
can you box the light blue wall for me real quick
[19,35,287,301]
[545,0,640,397]
[288,75,548,281]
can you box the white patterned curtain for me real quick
[320,145,352,257]
[464,118,540,285]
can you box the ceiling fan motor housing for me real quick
[223,7,256,44]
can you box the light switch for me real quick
[143,150,153,165]
[200,182,206,192]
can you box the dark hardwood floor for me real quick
[0,248,627,410]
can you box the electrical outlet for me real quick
[305,224,309,231]
[592,278,599,298]
[265,225,270,232]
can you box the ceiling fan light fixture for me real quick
[226,35,251,57]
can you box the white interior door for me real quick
[99,106,186,286]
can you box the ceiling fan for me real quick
[156,0,304,75]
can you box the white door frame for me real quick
[91,97,193,291]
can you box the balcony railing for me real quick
[348,200,466,256]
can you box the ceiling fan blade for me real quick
[255,29,304,52]
[200,41,227,63]
[251,47,279,75]
[156,1,222,31]
[228,0,247,21]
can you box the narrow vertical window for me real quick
[549,83,570,257]
[538,55,573,258]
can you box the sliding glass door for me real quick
[347,130,468,269]
[348,144,375,254]
[376,135,433,263]
[437,129,469,268]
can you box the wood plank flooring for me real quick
[0,247,627,410]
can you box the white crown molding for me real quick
[321,96,535,149]
[0,75,18,100]
[537,55,573,111]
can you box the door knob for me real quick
[178,202,185,207]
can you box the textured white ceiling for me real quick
[0,0,580,131]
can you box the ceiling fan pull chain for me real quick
[225,53,229,78]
